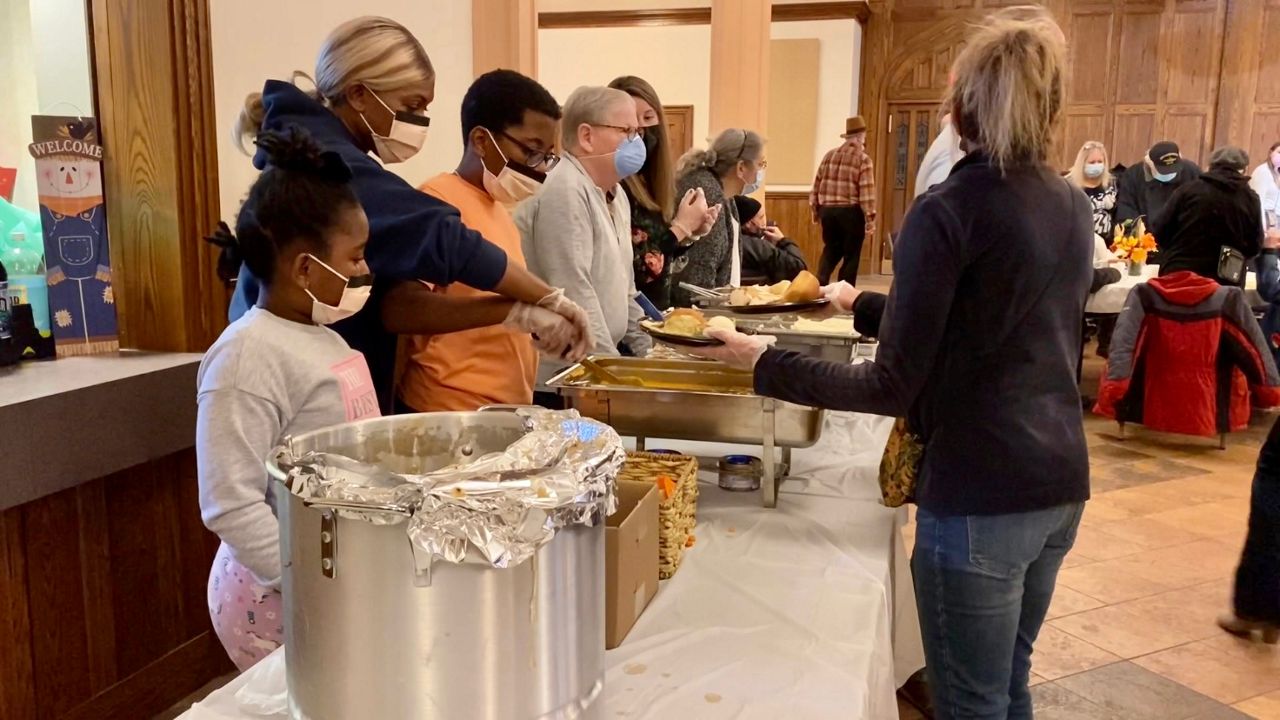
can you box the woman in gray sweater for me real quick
[670,128,766,306]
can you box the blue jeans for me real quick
[913,503,1085,720]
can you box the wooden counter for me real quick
[0,353,232,719]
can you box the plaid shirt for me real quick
[810,142,877,235]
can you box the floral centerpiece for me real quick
[1111,218,1157,276]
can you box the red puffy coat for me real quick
[1095,271,1280,437]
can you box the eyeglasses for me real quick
[593,124,640,141]
[498,130,560,170]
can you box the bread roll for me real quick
[783,270,821,302]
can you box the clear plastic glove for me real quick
[697,327,777,370]
[821,281,861,313]
[695,203,722,237]
[503,302,576,357]
[537,289,592,361]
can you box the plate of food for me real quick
[723,270,829,314]
[640,308,737,347]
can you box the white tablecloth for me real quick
[178,413,924,720]
[1087,267,1263,314]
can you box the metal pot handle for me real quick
[476,404,539,413]
[300,497,414,517]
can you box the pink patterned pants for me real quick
[207,543,284,671]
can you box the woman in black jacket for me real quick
[1153,146,1262,286]
[702,10,1092,718]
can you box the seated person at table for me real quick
[733,195,807,286]
[398,70,564,413]
[1255,231,1280,366]
[198,128,380,670]
[1116,140,1201,226]
[516,86,652,405]
[1153,146,1262,287]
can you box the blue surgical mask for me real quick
[743,168,764,195]
[1154,170,1177,183]
[1084,162,1105,179]
[613,135,647,179]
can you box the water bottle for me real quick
[0,256,10,341]
[3,230,49,334]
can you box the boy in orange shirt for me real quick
[398,70,562,412]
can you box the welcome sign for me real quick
[29,115,118,356]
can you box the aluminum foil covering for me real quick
[280,409,623,570]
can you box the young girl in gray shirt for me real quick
[197,127,379,670]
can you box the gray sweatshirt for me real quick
[196,307,380,586]
[516,153,650,384]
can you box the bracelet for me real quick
[671,221,693,238]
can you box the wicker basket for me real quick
[618,451,699,578]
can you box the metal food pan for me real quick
[546,357,825,507]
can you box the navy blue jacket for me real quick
[755,152,1094,516]
[229,81,508,412]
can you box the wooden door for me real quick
[663,105,694,162]
[881,103,940,272]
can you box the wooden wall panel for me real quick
[1066,11,1114,105]
[0,449,231,719]
[0,512,35,720]
[765,191,824,272]
[1111,111,1158,165]
[1164,111,1210,163]
[24,489,94,715]
[1115,11,1161,104]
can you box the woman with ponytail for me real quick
[669,128,766,307]
[198,126,380,669]
[230,16,590,412]
[700,9,1093,716]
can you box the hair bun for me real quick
[205,221,244,283]
[255,125,353,183]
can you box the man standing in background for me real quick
[810,115,876,285]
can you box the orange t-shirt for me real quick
[397,173,537,412]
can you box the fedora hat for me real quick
[842,116,867,137]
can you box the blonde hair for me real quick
[677,128,764,180]
[944,6,1066,172]
[610,75,675,219]
[561,86,632,151]
[234,16,434,153]
[1067,141,1111,188]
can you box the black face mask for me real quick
[641,128,659,158]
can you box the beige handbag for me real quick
[878,418,922,507]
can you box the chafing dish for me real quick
[546,357,825,507]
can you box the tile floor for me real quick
[898,347,1280,720]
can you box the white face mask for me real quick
[305,254,372,325]
[359,88,430,164]
[1084,162,1106,179]
[480,128,547,205]
[743,167,764,195]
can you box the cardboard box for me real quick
[606,480,660,649]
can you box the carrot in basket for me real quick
[656,475,676,500]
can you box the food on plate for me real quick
[791,316,856,335]
[727,270,822,306]
[782,270,821,302]
[643,308,737,339]
[705,316,736,334]
[661,308,709,336]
